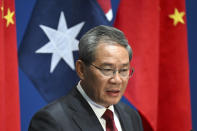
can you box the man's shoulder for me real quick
[41,95,67,112]
[116,102,143,131]
[117,101,141,119]
[28,88,82,131]
[117,101,136,112]
[30,89,77,122]
[40,88,77,113]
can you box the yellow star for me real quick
[169,8,185,26]
[3,8,15,27]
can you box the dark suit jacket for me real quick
[28,88,143,131]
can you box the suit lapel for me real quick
[66,88,104,131]
[72,110,104,131]
[115,103,134,131]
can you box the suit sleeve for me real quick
[28,110,62,131]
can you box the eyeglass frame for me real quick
[90,63,134,78]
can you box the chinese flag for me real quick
[115,0,192,131]
[0,0,21,131]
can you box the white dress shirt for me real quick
[77,82,122,131]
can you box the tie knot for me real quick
[102,109,114,121]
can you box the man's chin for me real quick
[105,98,121,106]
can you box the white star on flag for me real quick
[35,12,85,73]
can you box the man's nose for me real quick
[110,71,122,84]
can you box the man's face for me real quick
[81,43,130,107]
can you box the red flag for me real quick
[115,0,192,130]
[0,0,21,131]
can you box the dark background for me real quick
[15,0,197,131]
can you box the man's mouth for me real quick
[106,89,120,97]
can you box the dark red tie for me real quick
[102,109,118,131]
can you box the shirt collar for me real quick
[76,81,115,118]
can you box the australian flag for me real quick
[18,0,120,102]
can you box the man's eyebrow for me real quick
[99,63,130,67]
[99,63,113,67]
[122,63,130,66]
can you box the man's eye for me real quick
[103,69,113,72]
[119,69,129,73]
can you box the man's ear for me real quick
[76,60,85,80]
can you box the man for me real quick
[29,25,143,131]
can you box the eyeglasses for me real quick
[90,64,134,78]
